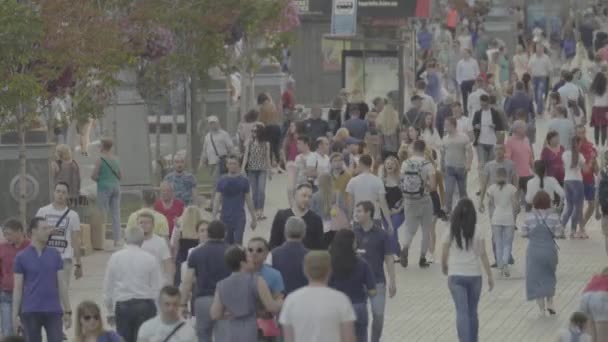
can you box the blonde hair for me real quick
[179,206,204,240]
[55,144,72,161]
[259,95,279,124]
[335,128,350,141]
[304,251,331,281]
[378,104,399,136]
[100,137,113,151]
[316,173,333,217]
[74,301,104,342]
[398,143,409,164]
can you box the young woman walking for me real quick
[561,136,588,239]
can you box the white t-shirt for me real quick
[295,152,317,185]
[137,317,196,342]
[527,54,553,77]
[479,109,497,145]
[593,91,608,107]
[279,286,355,342]
[142,234,171,276]
[314,153,330,176]
[562,151,586,181]
[345,172,385,219]
[456,116,473,135]
[36,204,81,259]
[486,184,517,226]
[442,228,486,276]
[525,176,565,204]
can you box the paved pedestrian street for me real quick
[69,117,607,341]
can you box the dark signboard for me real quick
[357,0,416,19]
[298,0,332,15]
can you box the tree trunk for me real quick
[185,77,192,170]
[155,103,161,185]
[171,93,178,157]
[17,104,27,226]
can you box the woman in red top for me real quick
[283,121,299,163]
[540,131,565,186]
[154,182,185,237]
[580,267,608,341]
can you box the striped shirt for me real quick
[521,209,563,236]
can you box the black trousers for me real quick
[460,80,475,116]
[116,299,156,342]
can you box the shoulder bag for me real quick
[100,158,120,180]
[162,322,186,342]
[209,133,227,174]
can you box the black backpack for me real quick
[598,167,608,211]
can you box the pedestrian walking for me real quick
[165,154,197,207]
[580,267,608,342]
[13,217,72,342]
[36,182,83,289]
[91,137,122,247]
[379,156,404,258]
[180,221,230,342]
[576,125,599,235]
[562,136,588,238]
[353,201,396,342]
[329,229,376,342]
[270,217,309,296]
[556,312,592,342]
[329,152,352,198]
[525,160,565,207]
[440,198,494,342]
[528,44,553,115]
[456,49,480,114]
[467,78,488,118]
[210,246,282,342]
[212,155,257,245]
[310,173,348,247]
[442,117,473,215]
[258,93,283,168]
[590,71,608,146]
[73,301,121,342]
[505,120,534,208]
[126,190,169,239]
[540,131,566,185]
[302,106,331,144]
[0,219,29,337]
[472,95,505,178]
[279,251,356,342]
[522,191,561,316]
[138,211,174,283]
[200,116,234,207]
[548,105,575,151]
[138,286,196,342]
[241,122,271,221]
[154,182,185,239]
[486,168,518,277]
[51,144,80,207]
[170,206,204,286]
[343,105,369,141]
[269,183,324,250]
[377,102,400,160]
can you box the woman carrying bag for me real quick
[310,173,349,248]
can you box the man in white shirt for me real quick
[139,211,174,284]
[279,251,356,342]
[138,286,196,342]
[451,102,473,140]
[345,155,394,232]
[199,115,234,202]
[414,80,437,116]
[456,49,480,115]
[103,226,163,342]
[466,78,488,116]
[293,136,319,197]
[527,44,553,115]
[36,182,82,289]
[557,71,582,108]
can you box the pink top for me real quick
[584,274,608,293]
[506,136,533,178]
[284,135,298,162]
[540,146,565,184]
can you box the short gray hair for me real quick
[125,226,145,246]
[285,216,306,240]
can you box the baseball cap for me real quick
[207,115,219,123]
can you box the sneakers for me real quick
[399,247,408,268]
[490,263,497,268]
[419,257,430,268]
[500,266,510,278]
[426,254,435,264]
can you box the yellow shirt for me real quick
[127,208,169,237]
[332,170,352,195]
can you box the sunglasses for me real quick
[82,314,100,321]
[248,247,265,253]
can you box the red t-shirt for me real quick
[584,274,608,293]
[0,239,30,291]
[153,199,185,236]
[579,139,597,184]
[282,90,295,111]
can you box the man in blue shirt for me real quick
[164,154,197,205]
[270,216,309,296]
[353,201,396,342]
[212,155,257,245]
[13,217,71,342]
[181,221,231,342]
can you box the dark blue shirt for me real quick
[14,246,63,313]
[329,257,376,304]
[343,118,368,140]
[187,240,231,297]
[271,241,309,295]
[353,223,390,284]
[217,175,250,217]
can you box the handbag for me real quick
[209,133,227,174]
[330,192,349,230]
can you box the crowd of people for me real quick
[2,3,608,342]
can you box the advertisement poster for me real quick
[357,0,416,19]
[331,0,357,36]
[342,51,399,105]
[322,38,351,71]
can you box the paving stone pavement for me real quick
[68,116,608,341]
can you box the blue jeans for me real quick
[352,302,368,342]
[532,76,547,115]
[445,166,468,213]
[115,299,156,342]
[383,212,405,255]
[20,312,63,342]
[97,185,121,242]
[247,170,267,210]
[222,213,246,245]
[448,276,482,342]
[0,290,13,336]
[369,283,386,342]
[492,225,514,269]
[562,180,585,233]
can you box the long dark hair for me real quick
[591,72,607,96]
[329,229,357,279]
[450,198,477,250]
[534,160,546,189]
[571,136,581,169]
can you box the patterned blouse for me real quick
[246,140,269,171]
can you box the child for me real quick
[557,312,592,342]
[486,167,518,277]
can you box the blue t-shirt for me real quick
[216,175,250,217]
[330,257,376,304]
[258,265,285,294]
[14,246,64,313]
[164,171,197,205]
[353,223,391,284]
[343,118,369,140]
[187,240,231,298]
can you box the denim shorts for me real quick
[581,292,608,321]
[584,183,596,202]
